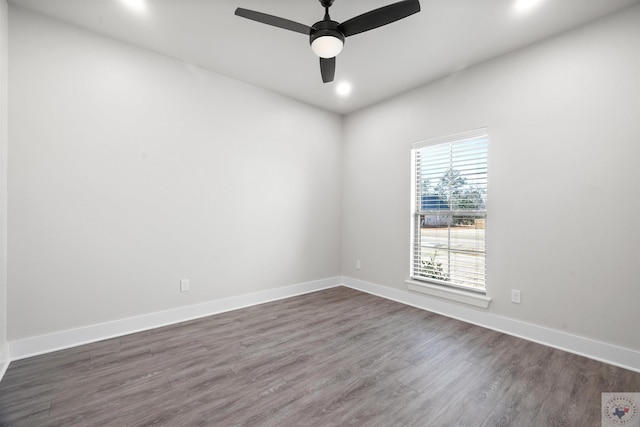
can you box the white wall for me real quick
[6,2,640,364]
[0,0,8,366]
[8,7,342,341]
[342,5,640,352]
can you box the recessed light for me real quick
[514,0,544,14]
[119,0,147,13]
[336,81,352,97]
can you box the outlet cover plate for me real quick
[511,289,521,304]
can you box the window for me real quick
[411,129,488,293]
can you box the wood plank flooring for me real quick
[1,286,638,426]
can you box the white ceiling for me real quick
[8,0,640,114]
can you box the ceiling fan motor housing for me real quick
[310,20,345,58]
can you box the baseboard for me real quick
[8,275,639,373]
[0,344,9,382]
[341,276,640,373]
[9,277,341,361]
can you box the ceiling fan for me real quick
[235,0,421,83]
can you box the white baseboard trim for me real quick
[0,344,9,382]
[9,277,341,361]
[341,276,640,373]
[8,275,639,374]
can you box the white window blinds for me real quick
[411,129,488,292]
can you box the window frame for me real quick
[410,128,489,295]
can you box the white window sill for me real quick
[406,279,492,309]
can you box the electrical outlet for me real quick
[180,279,190,292]
[511,289,521,304]
[356,260,361,270]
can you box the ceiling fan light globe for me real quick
[311,36,344,58]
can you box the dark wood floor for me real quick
[1,287,638,426]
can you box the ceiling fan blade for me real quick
[337,0,420,37]
[320,57,336,83]
[235,8,312,35]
